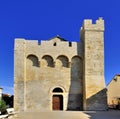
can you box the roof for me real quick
[115,74,120,76]
[48,35,68,42]
[107,74,120,86]
[2,93,11,97]
[0,87,3,89]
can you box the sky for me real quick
[0,0,120,95]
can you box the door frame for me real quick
[50,86,66,111]
[52,94,63,110]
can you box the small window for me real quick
[53,42,57,46]
[69,42,72,47]
[114,78,117,81]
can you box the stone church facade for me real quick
[14,18,107,112]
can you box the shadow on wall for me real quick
[84,110,120,119]
[67,42,107,111]
[67,42,83,111]
[86,88,108,111]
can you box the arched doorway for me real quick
[52,87,63,110]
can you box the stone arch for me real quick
[71,55,82,60]
[56,55,69,67]
[27,54,39,67]
[49,86,66,111]
[51,87,64,110]
[71,55,82,79]
[53,87,63,93]
[41,55,54,67]
[50,86,66,93]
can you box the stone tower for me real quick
[14,18,107,112]
[80,18,107,110]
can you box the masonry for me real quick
[14,18,107,112]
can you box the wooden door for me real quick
[52,95,60,110]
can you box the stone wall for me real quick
[14,37,83,111]
[80,18,107,110]
[107,75,120,108]
[14,18,107,112]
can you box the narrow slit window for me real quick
[53,42,57,46]
[69,42,72,47]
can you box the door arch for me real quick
[52,87,64,110]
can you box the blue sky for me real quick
[0,0,120,94]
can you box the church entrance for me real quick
[52,95,63,110]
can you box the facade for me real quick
[107,74,120,108]
[14,18,107,112]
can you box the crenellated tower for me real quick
[80,18,107,110]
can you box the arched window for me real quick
[27,55,39,67]
[71,55,82,80]
[53,88,63,93]
[42,55,54,67]
[72,56,82,66]
[56,55,69,67]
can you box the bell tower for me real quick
[80,18,107,110]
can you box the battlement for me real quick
[14,37,80,50]
[81,17,104,31]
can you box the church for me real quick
[14,18,107,112]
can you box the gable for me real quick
[48,35,68,42]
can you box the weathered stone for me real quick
[14,18,107,112]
